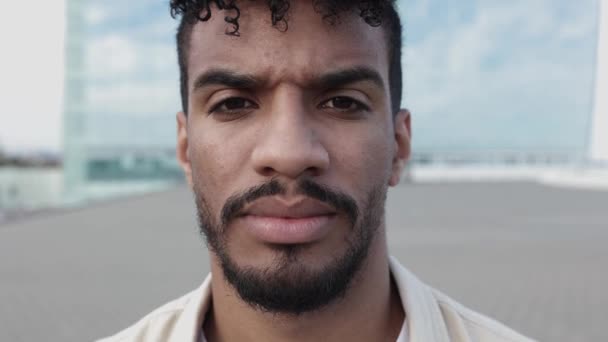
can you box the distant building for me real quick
[590,0,608,164]
[62,0,182,203]
[63,0,87,200]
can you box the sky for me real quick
[0,1,66,153]
[400,0,599,153]
[0,0,600,155]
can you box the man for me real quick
[100,1,534,341]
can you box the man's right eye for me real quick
[209,97,257,116]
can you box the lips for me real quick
[237,197,337,244]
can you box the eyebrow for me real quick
[311,66,385,91]
[191,66,385,93]
[192,69,261,92]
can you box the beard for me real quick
[194,178,386,315]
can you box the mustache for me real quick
[221,178,359,226]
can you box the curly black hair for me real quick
[170,0,403,115]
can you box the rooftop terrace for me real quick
[1,182,606,341]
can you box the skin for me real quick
[176,2,411,341]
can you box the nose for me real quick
[251,90,330,179]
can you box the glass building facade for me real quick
[63,0,183,201]
[590,0,608,163]
[63,0,87,200]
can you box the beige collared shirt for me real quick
[98,257,535,342]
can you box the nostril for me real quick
[306,166,322,177]
[261,166,275,176]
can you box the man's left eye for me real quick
[320,96,369,112]
[210,97,256,113]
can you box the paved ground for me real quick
[0,182,606,341]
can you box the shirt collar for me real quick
[174,257,450,342]
[170,274,212,342]
[389,256,450,342]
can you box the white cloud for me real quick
[87,35,137,77]
[84,35,179,117]
[403,0,598,151]
[85,5,108,25]
[86,35,177,80]
[78,7,181,150]
[86,80,179,116]
[557,11,597,41]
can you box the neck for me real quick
[204,232,404,342]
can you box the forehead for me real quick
[185,1,389,88]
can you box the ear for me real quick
[388,109,411,187]
[176,111,194,187]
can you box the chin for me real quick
[217,235,371,314]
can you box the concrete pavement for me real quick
[1,182,606,341]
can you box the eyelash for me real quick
[208,96,370,117]
[209,97,257,115]
[319,96,370,112]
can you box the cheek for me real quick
[327,125,394,197]
[357,141,393,190]
[189,133,245,215]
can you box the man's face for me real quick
[177,2,410,313]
